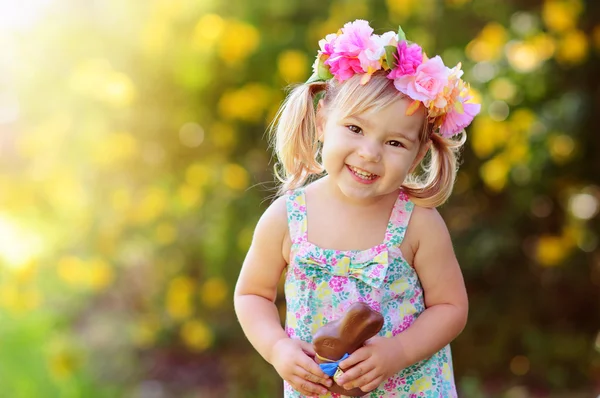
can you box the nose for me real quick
[357,139,381,162]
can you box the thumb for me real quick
[300,340,316,357]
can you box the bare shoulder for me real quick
[255,195,288,240]
[409,205,450,238]
[235,194,289,300]
[404,204,454,267]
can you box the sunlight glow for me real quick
[0,0,55,32]
[0,215,44,269]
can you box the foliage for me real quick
[0,0,598,396]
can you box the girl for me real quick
[234,20,480,397]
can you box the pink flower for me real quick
[391,56,449,106]
[325,20,374,82]
[326,55,363,82]
[439,94,481,137]
[334,19,373,55]
[388,41,423,78]
[318,33,338,56]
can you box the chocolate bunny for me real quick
[313,302,384,397]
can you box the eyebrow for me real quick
[346,115,416,143]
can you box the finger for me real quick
[299,340,316,357]
[342,369,379,391]
[338,349,369,371]
[360,375,384,393]
[295,365,332,387]
[289,375,329,396]
[297,359,332,386]
[336,362,374,387]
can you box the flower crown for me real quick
[308,20,481,138]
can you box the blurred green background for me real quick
[0,0,598,397]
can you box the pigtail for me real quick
[403,131,466,208]
[269,81,327,196]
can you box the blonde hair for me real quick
[269,72,466,208]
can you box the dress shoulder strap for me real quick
[384,190,415,247]
[285,187,308,245]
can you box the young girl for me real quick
[234,20,480,397]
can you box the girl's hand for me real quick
[271,338,333,396]
[335,336,406,392]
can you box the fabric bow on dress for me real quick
[302,248,389,289]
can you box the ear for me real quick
[316,99,326,142]
[409,139,431,173]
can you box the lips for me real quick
[347,165,379,182]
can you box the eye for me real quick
[387,140,406,148]
[347,125,362,135]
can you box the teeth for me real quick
[349,166,377,180]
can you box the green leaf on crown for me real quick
[316,56,333,80]
[398,26,406,42]
[385,45,398,70]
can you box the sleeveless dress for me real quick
[283,187,457,397]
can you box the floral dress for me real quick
[283,187,457,398]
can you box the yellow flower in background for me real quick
[542,0,582,33]
[556,29,589,65]
[386,0,417,22]
[43,170,89,217]
[91,132,138,167]
[535,235,569,266]
[218,83,273,122]
[69,59,136,107]
[222,163,249,191]
[218,20,260,64]
[86,258,114,291]
[186,163,211,188]
[132,187,168,225]
[0,284,41,313]
[57,256,113,291]
[505,41,543,73]
[531,33,556,61]
[166,276,195,320]
[14,260,37,284]
[510,109,537,135]
[141,0,185,55]
[278,50,309,83]
[466,23,508,62]
[57,256,86,286]
[490,78,518,102]
[209,122,237,150]
[471,116,508,159]
[200,277,228,309]
[548,134,576,164]
[181,319,214,351]
[193,13,225,51]
[48,350,80,380]
[178,184,204,210]
[480,155,510,192]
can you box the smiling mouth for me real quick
[347,165,379,180]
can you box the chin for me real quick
[337,183,380,201]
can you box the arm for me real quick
[234,196,289,361]
[234,196,331,395]
[390,205,468,364]
[337,206,468,391]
